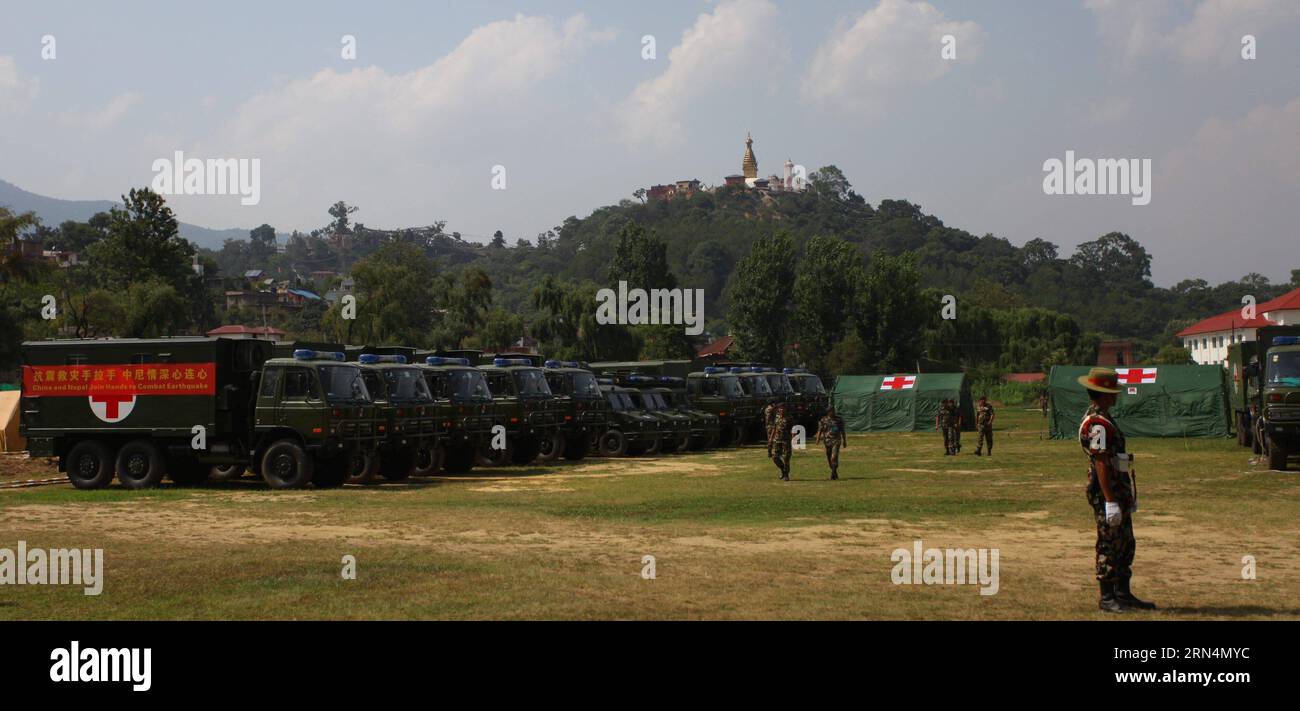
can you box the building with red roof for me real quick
[1175,285,1300,366]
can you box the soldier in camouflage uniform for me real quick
[815,405,848,480]
[949,399,963,453]
[974,396,995,456]
[1078,367,1156,613]
[936,399,953,455]
[770,403,793,481]
[764,401,780,457]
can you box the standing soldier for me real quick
[1078,367,1156,613]
[763,400,779,457]
[936,398,953,455]
[974,396,995,456]
[1039,391,1049,418]
[770,403,793,481]
[950,399,963,454]
[815,405,848,480]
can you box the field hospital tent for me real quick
[831,373,974,432]
[1048,365,1230,439]
[0,390,24,452]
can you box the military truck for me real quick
[784,367,829,426]
[731,367,777,439]
[647,376,720,450]
[685,366,757,445]
[418,355,495,473]
[20,338,378,490]
[476,356,563,466]
[597,382,663,456]
[349,350,438,484]
[1228,327,1300,470]
[541,360,607,461]
[615,375,692,453]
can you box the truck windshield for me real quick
[361,371,384,401]
[571,372,601,398]
[744,376,773,396]
[719,376,744,399]
[513,369,552,397]
[320,365,370,404]
[384,367,433,402]
[649,393,670,410]
[447,370,493,401]
[794,375,826,394]
[766,374,794,394]
[605,392,625,412]
[636,393,659,411]
[1267,351,1300,386]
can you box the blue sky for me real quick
[2,0,1297,285]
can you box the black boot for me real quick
[1116,578,1156,610]
[830,470,838,480]
[1098,581,1126,613]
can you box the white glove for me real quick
[1104,501,1122,527]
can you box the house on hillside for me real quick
[1177,286,1300,366]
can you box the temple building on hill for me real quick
[649,132,805,199]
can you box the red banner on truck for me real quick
[22,363,217,397]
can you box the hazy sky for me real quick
[2,0,1297,285]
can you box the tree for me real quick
[852,251,927,372]
[792,235,864,371]
[84,187,194,292]
[250,224,277,258]
[1020,238,1058,269]
[328,201,358,234]
[490,230,506,248]
[1151,344,1193,365]
[728,231,796,364]
[333,242,439,346]
[606,220,677,289]
[1068,232,1152,290]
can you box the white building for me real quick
[1177,286,1300,366]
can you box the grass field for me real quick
[2,407,1297,620]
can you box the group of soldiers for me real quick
[935,396,996,456]
[763,402,846,481]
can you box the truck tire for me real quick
[380,451,413,482]
[312,457,348,489]
[346,450,379,485]
[511,436,541,465]
[261,440,314,489]
[643,435,660,456]
[535,432,566,462]
[210,464,246,481]
[65,440,115,490]
[674,432,691,453]
[563,434,589,460]
[116,440,165,489]
[478,441,512,467]
[598,430,628,457]
[1267,435,1288,471]
[443,444,475,473]
[412,443,444,476]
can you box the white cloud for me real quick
[1086,0,1300,66]
[1087,96,1133,124]
[615,0,782,146]
[0,56,40,113]
[57,92,141,132]
[801,0,984,113]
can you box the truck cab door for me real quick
[278,367,320,430]
[254,367,283,432]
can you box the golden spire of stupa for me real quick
[742,132,758,179]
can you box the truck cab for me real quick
[597,382,662,456]
[418,356,495,473]
[351,353,438,483]
[655,377,721,450]
[476,357,562,466]
[685,367,755,446]
[1254,335,1300,470]
[541,360,607,461]
[785,368,829,427]
[734,367,777,439]
[616,375,692,454]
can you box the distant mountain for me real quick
[0,178,256,249]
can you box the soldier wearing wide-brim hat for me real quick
[1077,367,1155,613]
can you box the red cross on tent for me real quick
[881,375,916,390]
[1114,367,1157,385]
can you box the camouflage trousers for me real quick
[941,427,953,453]
[1086,476,1136,584]
[823,442,840,474]
[772,442,791,477]
[976,427,993,454]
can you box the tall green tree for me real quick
[852,251,927,372]
[85,187,194,292]
[728,231,796,364]
[792,235,864,370]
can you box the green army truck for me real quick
[616,375,692,453]
[476,356,563,466]
[20,339,378,490]
[349,350,438,484]
[418,355,495,473]
[784,367,829,427]
[733,367,778,440]
[644,376,720,450]
[685,366,757,446]
[597,382,664,456]
[1228,327,1300,470]
[541,360,607,461]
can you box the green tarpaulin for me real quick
[831,374,974,432]
[1048,365,1230,439]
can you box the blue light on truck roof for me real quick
[729,367,743,373]
[359,354,406,364]
[544,360,559,368]
[492,357,532,367]
[703,366,720,374]
[426,356,471,366]
[293,349,344,361]
[783,368,794,374]
[1273,336,1300,346]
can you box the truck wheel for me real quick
[1267,436,1288,471]
[511,436,541,465]
[210,464,246,481]
[599,430,628,457]
[313,457,348,489]
[478,441,512,467]
[116,440,165,489]
[536,432,566,462]
[644,436,661,456]
[65,440,114,490]
[675,432,691,453]
[1253,421,1264,455]
[412,443,444,476]
[380,451,413,482]
[261,440,314,489]
[167,458,210,487]
[346,450,379,485]
[443,444,475,473]
[563,434,589,460]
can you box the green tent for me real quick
[831,373,974,432]
[1048,365,1231,439]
